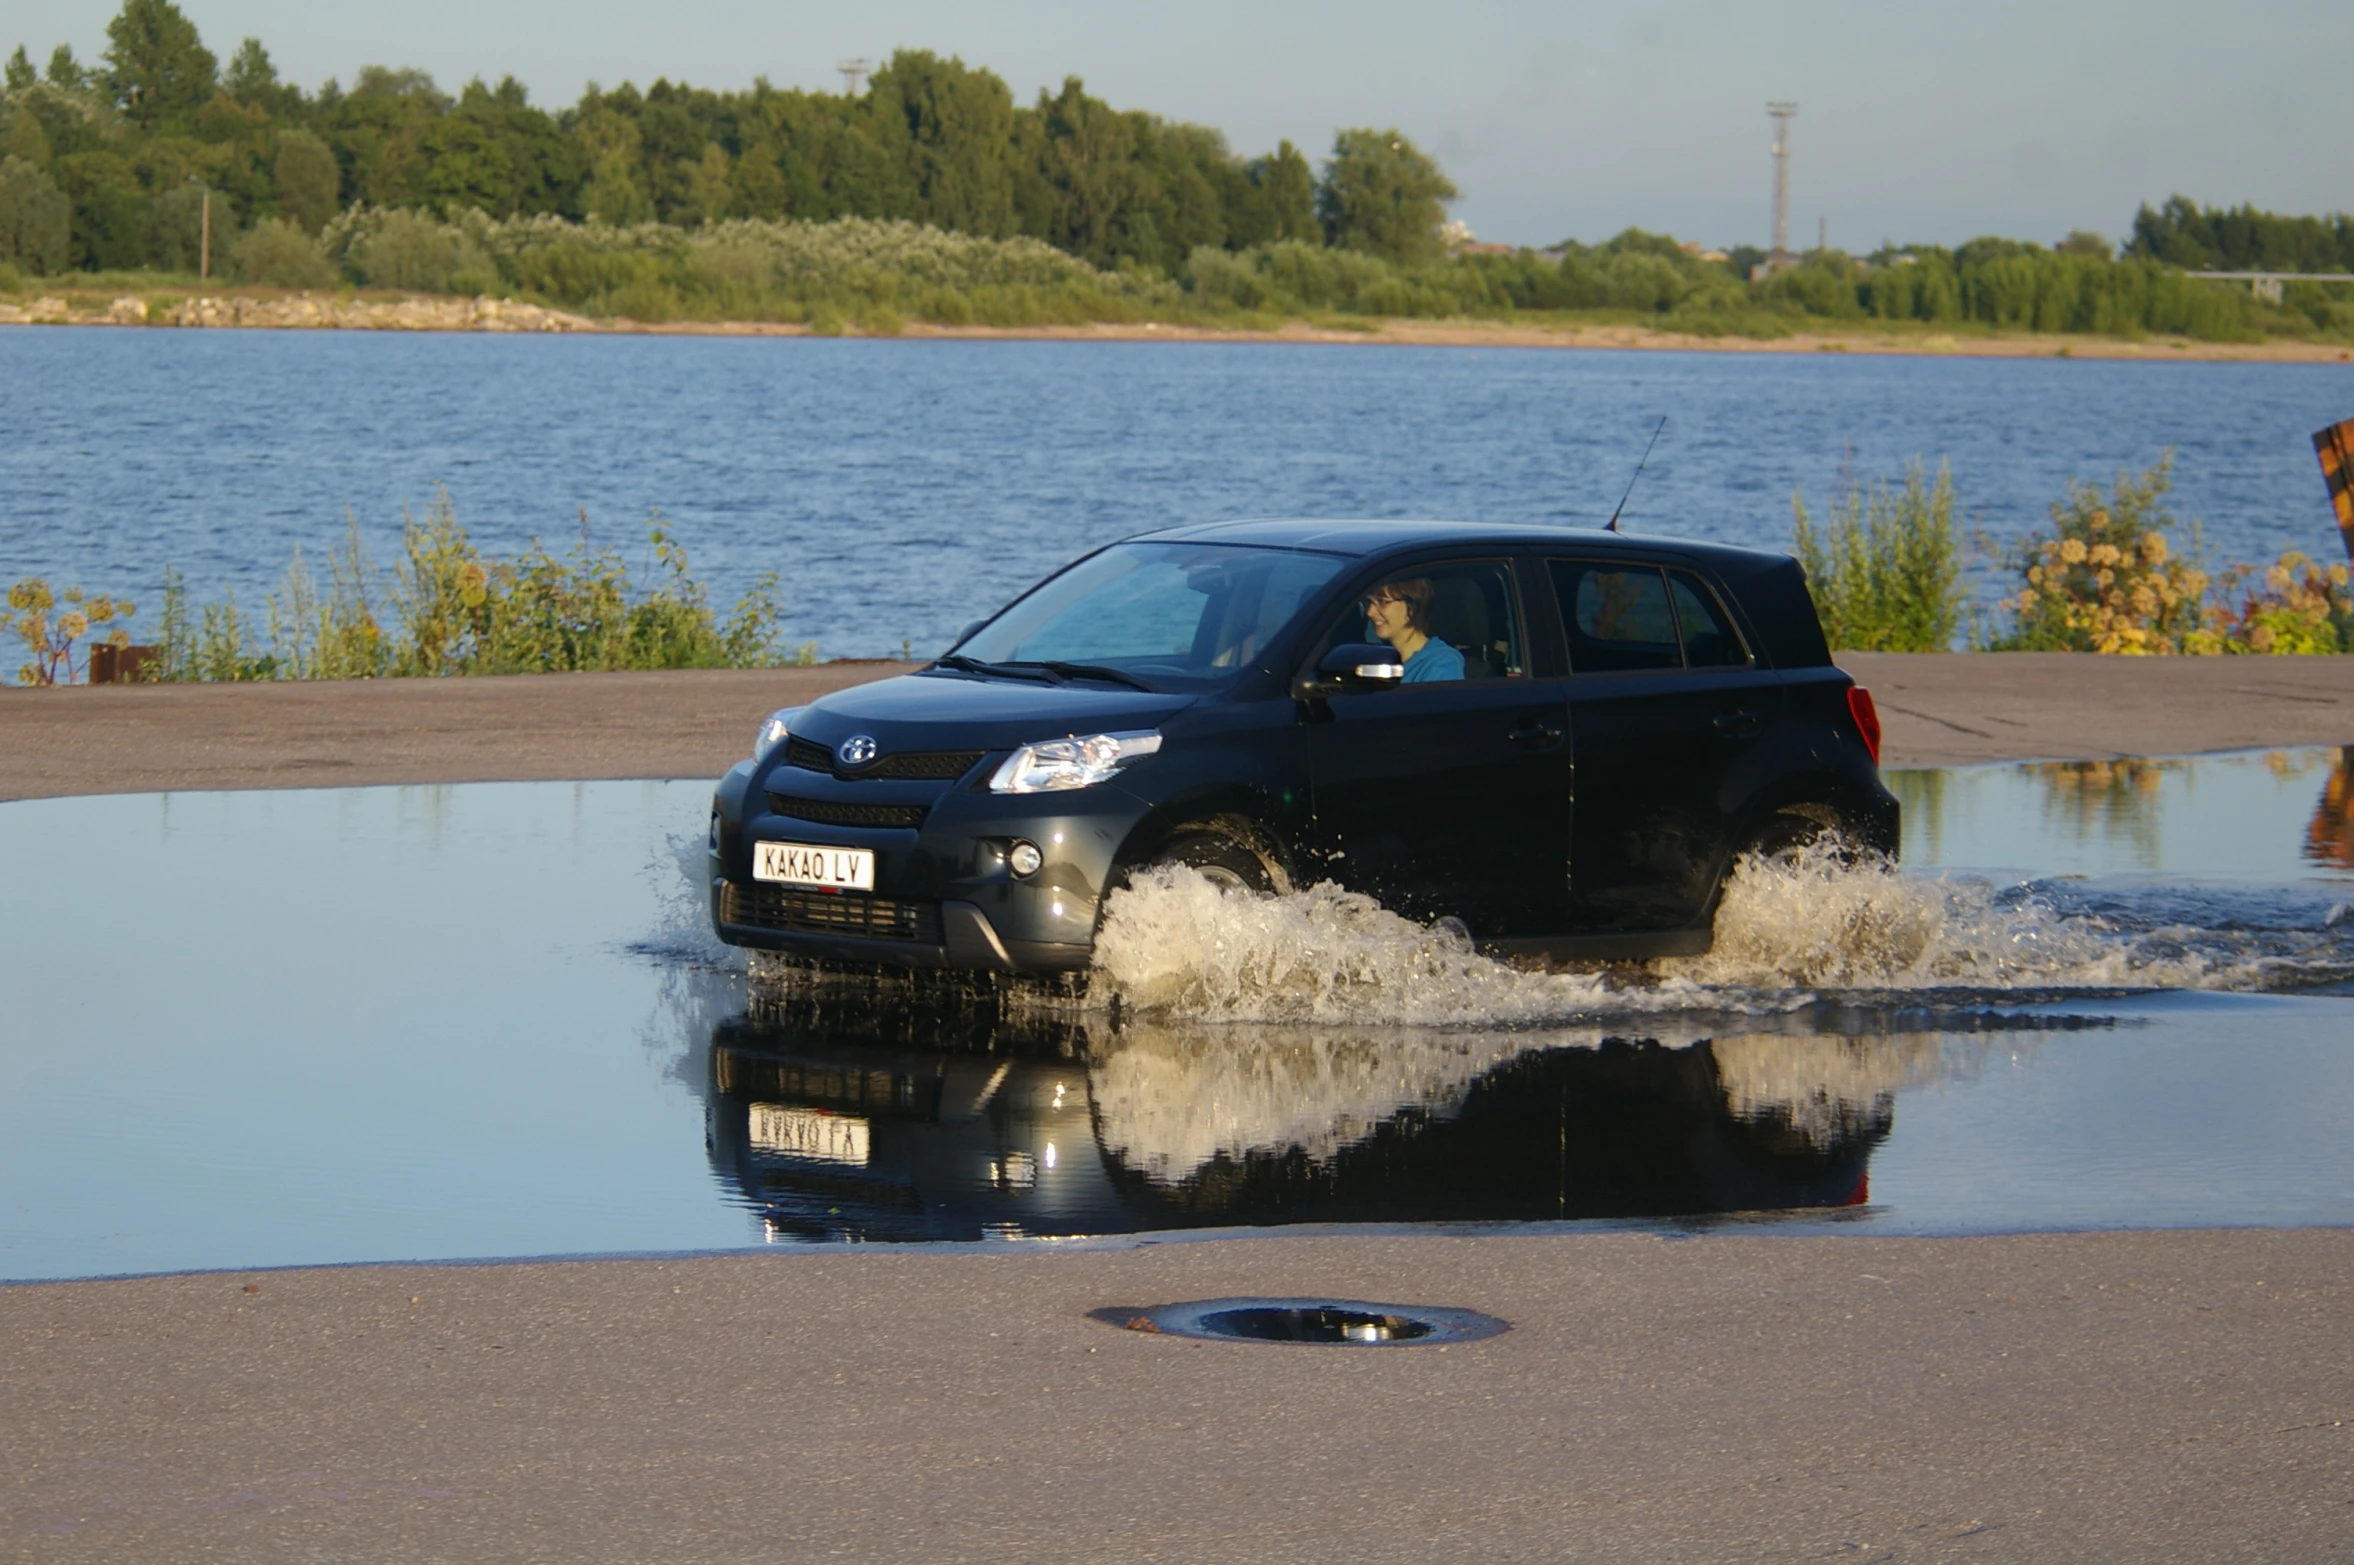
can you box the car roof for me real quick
[1136,517,1795,572]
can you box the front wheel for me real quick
[1145,829,1276,895]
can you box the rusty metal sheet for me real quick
[2315,417,2354,564]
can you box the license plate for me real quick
[754,841,875,890]
[748,1104,870,1165]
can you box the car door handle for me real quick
[1712,709,1762,737]
[1508,722,1565,749]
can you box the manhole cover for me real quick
[1094,1297,1508,1346]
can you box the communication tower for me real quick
[838,58,874,96]
[1767,102,1798,272]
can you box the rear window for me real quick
[1549,560,1755,673]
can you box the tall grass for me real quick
[1790,460,1967,651]
[147,490,814,682]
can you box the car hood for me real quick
[789,670,1197,753]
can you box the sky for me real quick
[11,0,2352,251]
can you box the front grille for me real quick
[722,881,942,944]
[869,750,985,780]
[767,794,928,830]
[785,737,985,782]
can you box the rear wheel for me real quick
[1146,829,1276,895]
[1741,804,1857,867]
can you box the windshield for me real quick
[952,542,1348,689]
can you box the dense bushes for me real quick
[1791,462,1966,652]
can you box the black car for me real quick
[709,520,1897,976]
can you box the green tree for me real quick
[234,215,335,285]
[1250,140,1316,243]
[273,126,340,230]
[148,179,216,271]
[52,148,148,266]
[414,111,517,215]
[872,50,1017,237]
[46,45,88,90]
[104,0,218,129]
[1316,127,1456,266]
[222,35,304,119]
[223,37,273,99]
[2,105,51,169]
[4,47,35,94]
[1027,77,1148,267]
[0,154,71,272]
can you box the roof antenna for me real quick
[1605,417,1667,533]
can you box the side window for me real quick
[1550,561,1680,673]
[1320,560,1526,684]
[1667,571,1751,668]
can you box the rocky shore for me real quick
[0,291,594,333]
[5,289,2352,358]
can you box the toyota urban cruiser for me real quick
[709,520,1898,975]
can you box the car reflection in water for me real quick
[704,984,1970,1243]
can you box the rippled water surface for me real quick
[3,329,2352,657]
[1,746,2349,1280]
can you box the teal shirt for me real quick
[1402,639,1464,683]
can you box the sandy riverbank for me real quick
[7,289,2353,360]
[2,652,2350,802]
[4,653,2350,1563]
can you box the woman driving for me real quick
[1362,578,1465,683]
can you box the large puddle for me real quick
[2,748,2349,1280]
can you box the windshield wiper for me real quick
[934,653,1057,683]
[1026,661,1156,692]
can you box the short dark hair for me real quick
[1365,576,1435,633]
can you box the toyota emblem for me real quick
[837,735,879,767]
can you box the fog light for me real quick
[1008,840,1044,878]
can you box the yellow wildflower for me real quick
[58,611,88,640]
[2059,538,2088,564]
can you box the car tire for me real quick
[1741,804,1857,867]
[1147,829,1276,895]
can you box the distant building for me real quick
[1442,220,1517,257]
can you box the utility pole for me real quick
[198,186,210,282]
[837,58,873,96]
[1767,102,1797,272]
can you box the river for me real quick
[3,326,2350,658]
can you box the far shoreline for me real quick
[6,288,2353,363]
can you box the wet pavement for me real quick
[2,747,2349,1281]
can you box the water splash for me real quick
[1091,849,2354,1026]
[1090,865,1626,1025]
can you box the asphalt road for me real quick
[3,652,2351,801]
[4,653,2351,1562]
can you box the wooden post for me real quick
[2314,418,2354,565]
[199,188,210,282]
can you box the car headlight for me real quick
[753,707,800,763]
[988,731,1161,793]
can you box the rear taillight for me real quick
[1846,686,1883,766]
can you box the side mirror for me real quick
[949,618,986,652]
[1296,642,1406,698]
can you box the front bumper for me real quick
[709,759,1149,975]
